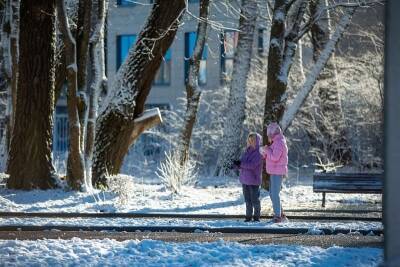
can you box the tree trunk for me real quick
[0,2,9,170]
[263,0,307,133]
[7,0,57,189]
[0,0,12,158]
[310,0,352,165]
[215,0,258,176]
[92,0,186,187]
[56,0,85,190]
[55,43,66,103]
[178,0,210,167]
[76,0,92,151]
[85,0,107,185]
[9,0,18,139]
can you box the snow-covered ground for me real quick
[0,238,383,266]
[0,175,381,214]
[0,174,382,231]
[0,174,383,266]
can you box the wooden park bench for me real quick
[313,172,383,207]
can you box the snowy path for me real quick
[0,230,383,248]
[0,217,382,233]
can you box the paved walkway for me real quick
[0,231,383,248]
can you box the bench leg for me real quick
[322,192,326,208]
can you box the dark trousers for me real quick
[242,184,261,220]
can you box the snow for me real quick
[0,175,381,214]
[134,108,162,123]
[0,174,382,232]
[0,173,383,265]
[0,216,381,233]
[0,238,383,266]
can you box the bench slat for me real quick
[313,172,383,193]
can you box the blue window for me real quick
[116,34,137,70]
[221,30,239,83]
[117,0,135,6]
[53,106,69,155]
[184,32,207,85]
[154,49,172,85]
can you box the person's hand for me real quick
[259,146,266,155]
[233,160,241,167]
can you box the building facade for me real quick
[107,0,268,109]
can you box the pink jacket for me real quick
[260,133,288,175]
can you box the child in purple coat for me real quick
[235,133,263,222]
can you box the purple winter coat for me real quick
[239,134,263,186]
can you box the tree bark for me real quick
[0,2,9,170]
[56,0,85,190]
[0,0,12,157]
[178,0,210,167]
[215,0,258,176]
[55,43,66,103]
[7,0,57,189]
[9,0,18,139]
[310,0,352,164]
[85,0,107,184]
[76,0,92,150]
[263,0,307,133]
[92,0,186,187]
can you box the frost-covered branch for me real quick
[280,7,356,131]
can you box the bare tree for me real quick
[309,0,351,165]
[84,0,108,184]
[7,0,57,189]
[76,0,92,150]
[178,0,211,167]
[215,0,258,176]
[56,0,85,190]
[91,0,186,187]
[280,7,357,130]
[263,0,307,132]
[0,0,18,160]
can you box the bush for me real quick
[156,151,197,194]
[107,175,135,206]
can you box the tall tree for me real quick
[0,0,19,162]
[7,0,57,189]
[76,0,92,150]
[263,0,307,133]
[92,0,186,187]
[85,0,108,184]
[56,0,86,190]
[215,0,258,176]
[309,0,351,165]
[178,0,211,167]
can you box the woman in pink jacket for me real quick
[260,122,288,223]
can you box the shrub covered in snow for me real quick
[156,151,197,194]
[107,175,135,206]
